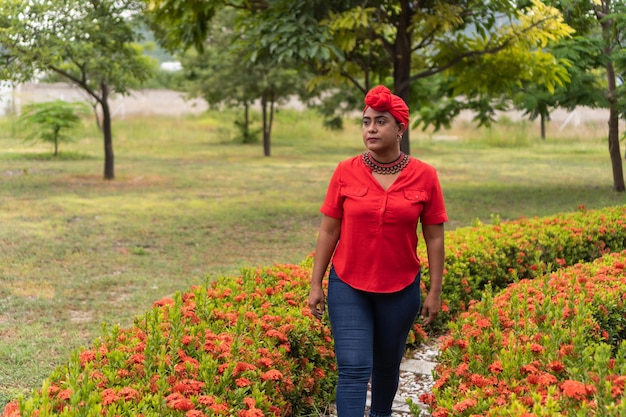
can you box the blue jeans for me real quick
[327,267,421,417]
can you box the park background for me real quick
[1,81,625,414]
[2,0,626,415]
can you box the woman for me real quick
[308,85,447,417]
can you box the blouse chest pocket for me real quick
[404,189,429,203]
[341,186,368,198]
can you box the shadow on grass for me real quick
[0,151,96,162]
[445,182,625,229]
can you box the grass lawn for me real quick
[0,108,625,409]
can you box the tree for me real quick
[146,0,574,154]
[177,9,309,155]
[538,0,626,192]
[18,100,90,156]
[595,0,626,191]
[512,36,607,140]
[0,0,156,180]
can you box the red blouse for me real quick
[321,155,448,293]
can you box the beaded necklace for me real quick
[361,151,410,175]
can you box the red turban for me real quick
[363,85,409,126]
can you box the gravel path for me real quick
[325,341,439,417]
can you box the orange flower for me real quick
[2,401,19,417]
[265,329,288,343]
[57,389,72,401]
[488,360,503,374]
[529,343,544,354]
[118,387,139,402]
[79,350,96,366]
[261,369,283,381]
[561,380,588,401]
[419,393,436,406]
[153,297,174,307]
[431,408,449,417]
[197,395,216,406]
[173,379,205,395]
[165,392,194,411]
[455,363,469,377]
[101,388,119,405]
[610,375,625,398]
[452,398,477,413]
[235,377,252,387]
[548,360,565,373]
[233,362,257,376]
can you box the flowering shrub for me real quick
[3,205,625,416]
[419,250,626,416]
[2,264,336,417]
[417,205,626,330]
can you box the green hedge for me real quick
[3,205,625,416]
[422,250,626,416]
[2,265,336,417]
[417,205,626,332]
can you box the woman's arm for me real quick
[420,223,445,326]
[308,215,342,319]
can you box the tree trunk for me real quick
[261,94,270,157]
[244,101,250,139]
[605,62,624,191]
[540,114,546,140]
[54,126,60,156]
[600,1,625,191]
[394,1,413,155]
[101,84,115,180]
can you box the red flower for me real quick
[265,329,288,343]
[548,360,566,373]
[173,379,206,396]
[57,389,72,401]
[197,395,216,406]
[455,363,469,377]
[530,343,544,354]
[235,378,252,387]
[165,392,194,412]
[537,373,558,386]
[488,360,503,374]
[153,297,174,307]
[559,344,574,357]
[118,387,139,402]
[79,350,96,366]
[261,369,283,381]
[2,401,19,417]
[210,403,229,414]
[475,317,490,329]
[431,408,449,417]
[610,375,625,398]
[419,393,436,406]
[233,362,257,376]
[101,388,119,405]
[561,380,589,401]
[452,398,476,413]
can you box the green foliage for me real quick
[416,205,626,332]
[3,201,626,416]
[0,0,158,179]
[17,100,89,156]
[430,251,626,416]
[145,1,576,141]
[2,264,337,416]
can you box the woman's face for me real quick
[362,107,404,155]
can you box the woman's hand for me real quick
[308,286,326,320]
[420,291,441,326]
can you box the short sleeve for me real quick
[320,163,344,219]
[420,169,448,225]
